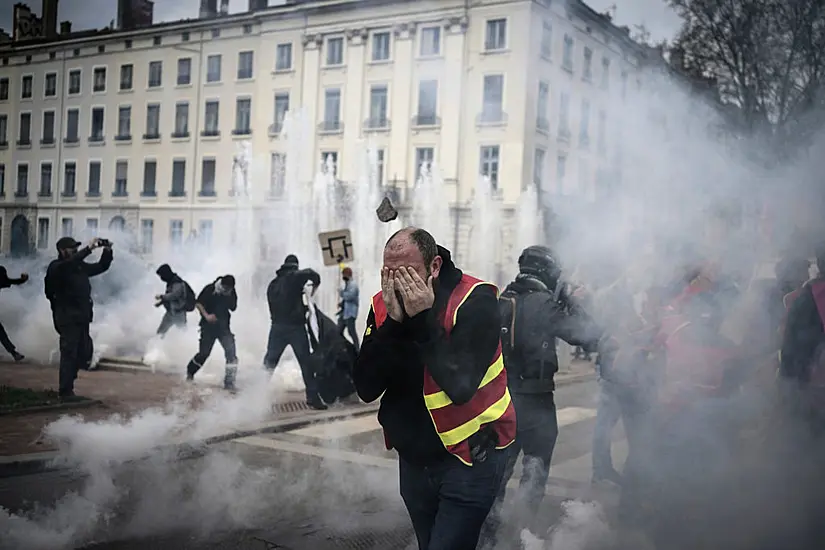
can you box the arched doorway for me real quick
[10,215,30,257]
[109,216,126,232]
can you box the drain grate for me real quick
[254,527,414,550]
[274,400,312,414]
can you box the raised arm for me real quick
[83,247,113,278]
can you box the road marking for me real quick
[290,414,382,439]
[557,406,598,427]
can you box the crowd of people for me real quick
[4,225,825,548]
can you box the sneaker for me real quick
[306,397,328,411]
[11,352,24,362]
[223,382,237,393]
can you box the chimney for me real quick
[59,20,71,34]
[41,0,59,37]
[220,0,229,15]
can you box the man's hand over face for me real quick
[396,267,434,318]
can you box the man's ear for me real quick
[431,256,443,279]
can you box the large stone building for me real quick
[0,0,646,263]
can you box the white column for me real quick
[439,16,468,187]
[298,33,323,185]
[341,28,367,183]
[387,22,415,188]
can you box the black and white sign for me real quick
[318,229,354,266]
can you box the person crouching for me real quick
[186,275,239,391]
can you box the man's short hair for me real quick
[387,227,438,265]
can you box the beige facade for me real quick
[0,0,643,259]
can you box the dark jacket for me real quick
[267,264,321,326]
[353,246,500,466]
[44,247,113,327]
[0,268,26,289]
[781,278,825,383]
[196,282,237,330]
[500,274,602,393]
[160,276,187,315]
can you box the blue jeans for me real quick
[400,449,510,550]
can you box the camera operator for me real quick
[45,236,113,400]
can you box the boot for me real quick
[186,359,200,381]
[223,365,238,391]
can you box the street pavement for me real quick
[0,378,621,550]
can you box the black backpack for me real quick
[499,289,557,377]
[182,280,197,312]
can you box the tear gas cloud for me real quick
[3,11,825,550]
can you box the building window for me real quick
[125,39,132,49]
[40,162,52,195]
[562,35,574,71]
[479,145,500,189]
[234,97,252,134]
[201,158,216,196]
[42,110,55,144]
[583,47,593,81]
[18,112,31,145]
[537,81,549,130]
[153,36,161,46]
[204,100,220,135]
[114,161,128,196]
[61,218,74,238]
[534,148,545,189]
[579,99,590,146]
[182,31,190,42]
[556,154,566,193]
[170,220,184,246]
[485,19,507,51]
[597,110,607,155]
[198,220,213,246]
[375,149,385,186]
[45,73,57,97]
[416,80,438,125]
[415,147,434,181]
[177,58,192,86]
[21,75,33,99]
[86,218,98,236]
[88,161,101,196]
[320,151,338,173]
[243,23,252,35]
[90,107,105,141]
[93,67,107,92]
[207,54,221,82]
[117,106,131,138]
[171,159,186,196]
[0,114,6,144]
[66,109,79,142]
[372,32,391,61]
[481,74,504,122]
[174,102,189,136]
[541,22,553,59]
[270,153,285,197]
[120,64,133,90]
[140,219,154,253]
[16,163,29,195]
[237,51,254,79]
[0,163,4,194]
[37,218,49,249]
[273,92,289,133]
[148,61,162,88]
[63,161,76,196]
[68,69,81,95]
[326,37,344,66]
[367,85,388,128]
[0,78,8,100]
[145,104,161,138]
[601,57,610,88]
[142,160,156,196]
[558,92,570,137]
[323,88,341,131]
[211,28,220,39]
[420,26,441,56]
[275,43,292,71]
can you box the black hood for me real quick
[276,263,299,276]
[505,273,550,295]
[436,245,462,290]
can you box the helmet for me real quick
[518,245,562,288]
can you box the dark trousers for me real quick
[0,320,18,355]
[337,316,360,353]
[186,326,238,387]
[400,449,510,550]
[157,311,186,336]
[263,322,317,400]
[57,323,93,396]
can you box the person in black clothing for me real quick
[263,254,325,409]
[44,236,113,399]
[355,228,512,550]
[154,264,187,335]
[186,275,239,391]
[0,266,29,361]
[490,245,602,540]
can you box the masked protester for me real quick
[337,266,360,353]
[354,227,516,550]
[154,264,188,335]
[263,254,325,409]
[186,275,239,391]
[486,245,602,542]
[44,236,113,400]
[0,266,29,361]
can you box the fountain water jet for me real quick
[516,182,544,252]
[411,162,451,245]
[468,176,502,282]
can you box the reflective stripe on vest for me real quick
[370,274,516,465]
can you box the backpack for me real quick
[183,280,197,312]
[498,290,556,378]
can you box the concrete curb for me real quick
[0,398,104,417]
[0,403,379,479]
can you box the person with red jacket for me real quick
[354,227,516,550]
